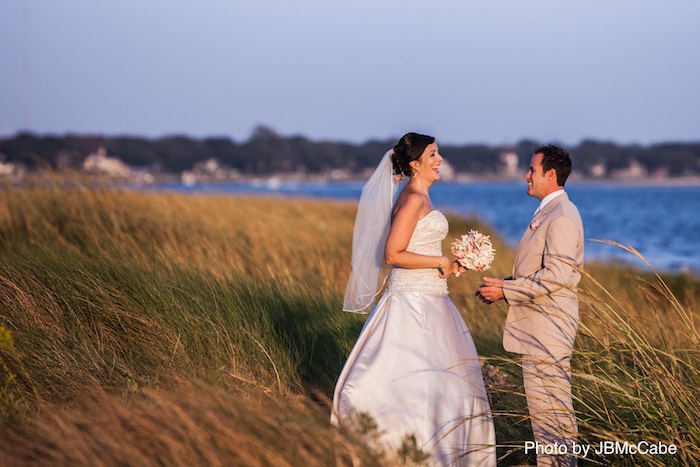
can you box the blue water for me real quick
[149,180,700,274]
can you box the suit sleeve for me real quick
[503,215,580,305]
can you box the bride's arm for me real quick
[384,194,451,273]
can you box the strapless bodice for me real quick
[387,210,449,295]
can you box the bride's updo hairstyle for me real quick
[391,132,435,179]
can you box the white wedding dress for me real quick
[332,210,496,466]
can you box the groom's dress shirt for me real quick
[533,189,565,217]
[502,191,584,357]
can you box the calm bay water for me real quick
[150,180,700,274]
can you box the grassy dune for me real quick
[0,185,698,465]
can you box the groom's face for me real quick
[525,153,550,200]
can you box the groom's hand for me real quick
[476,277,505,304]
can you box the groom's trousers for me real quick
[523,355,577,467]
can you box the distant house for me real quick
[83,148,131,177]
[589,163,607,178]
[438,159,456,181]
[0,161,15,176]
[0,155,24,179]
[612,159,647,179]
[181,158,241,185]
[499,152,519,178]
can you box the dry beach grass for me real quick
[0,183,698,465]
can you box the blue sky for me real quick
[1,1,699,145]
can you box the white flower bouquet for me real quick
[451,230,496,273]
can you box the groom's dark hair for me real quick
[535,145,571,186]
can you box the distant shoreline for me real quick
[9,171,700,190]
[152,173,700,187]
[567,176,700,187]
[446,175,700,187]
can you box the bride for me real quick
[331,133,496,466]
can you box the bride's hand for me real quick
[438,267,451,279]
[438,257,460,279]
[452,261,465,276]
[437,256,453,279]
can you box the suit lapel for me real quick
[512,193,569,274]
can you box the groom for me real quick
[477,145,584,466]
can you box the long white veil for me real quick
[342,149,401,313]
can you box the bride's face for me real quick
[411,142,443,182]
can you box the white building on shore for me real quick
[83,148,131,177]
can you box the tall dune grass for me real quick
[570,242,700,466]
[0,384,381,466]
[0,184,698,465]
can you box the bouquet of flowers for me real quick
[451,230,496,273]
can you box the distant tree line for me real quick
[1,126,699,177]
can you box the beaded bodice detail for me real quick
[387,210,449,295]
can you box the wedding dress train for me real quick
[332,210,496,466]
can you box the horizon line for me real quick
[2,128,700,148]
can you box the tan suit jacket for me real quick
[503,192,584,357]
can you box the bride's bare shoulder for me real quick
[393,191,424,218]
